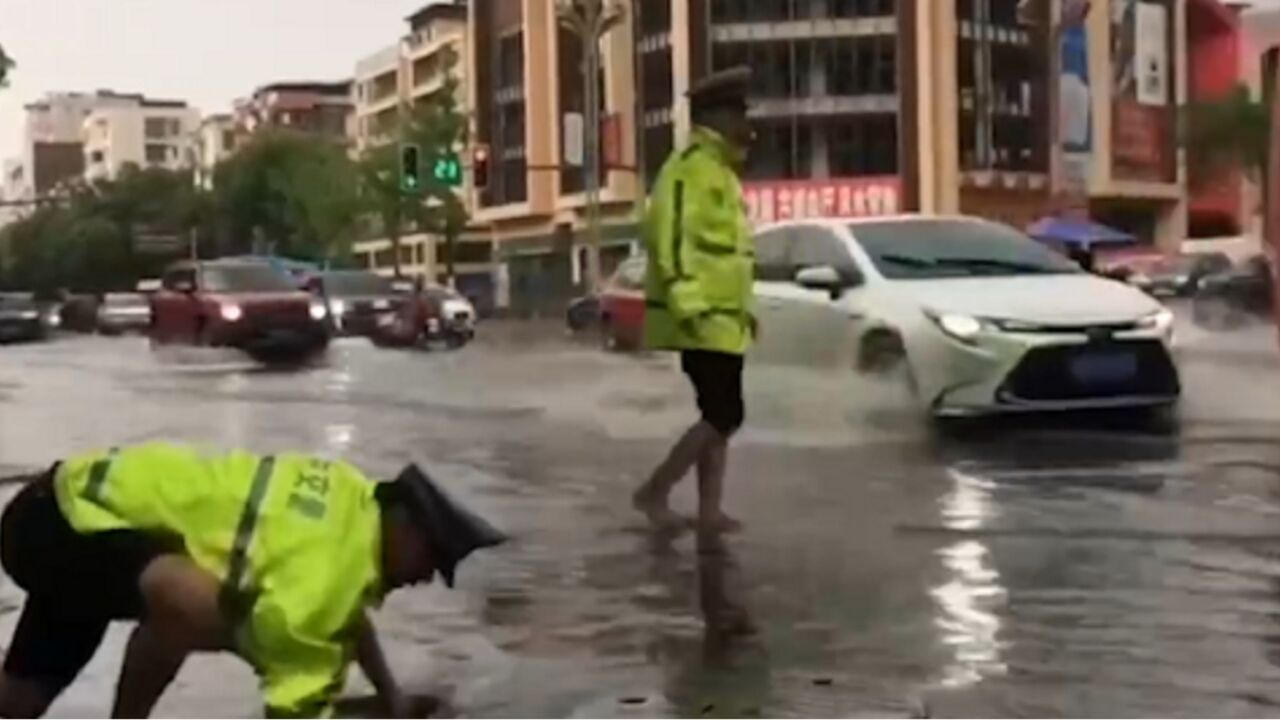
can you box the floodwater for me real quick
[0,309,1278,717]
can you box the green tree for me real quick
[0,166,211,293]
[0,43,14,88]
[214,130,362,261]
[1183,84,1270,187]
[358,46,468,279]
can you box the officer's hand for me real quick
[747,313,760,339]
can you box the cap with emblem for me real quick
[386,464,507,587]
[687,65,752,114]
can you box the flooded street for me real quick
[2,311,1280,718]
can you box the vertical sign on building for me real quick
[1058,0,1092,197]
[1111,0,1175,183]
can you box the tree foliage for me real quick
[358,46,468,277]
[213,130,363,261]
[0,166,211,293]
[1183,84,1271,187]
[0,43,13,88]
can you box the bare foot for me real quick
[697,513,743,535]
[633,487,689,530]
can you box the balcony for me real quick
[750,94,899,119]
[711,17,896,44]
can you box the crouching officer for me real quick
[633,65,757,535]
[0,442,505,718]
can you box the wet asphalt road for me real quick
[2,310,1280,718]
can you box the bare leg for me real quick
[634,421,719,528]
[695,436,741,534]
[112,556,230,718]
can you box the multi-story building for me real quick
[470,0,642,315]
[14,91,142,199]
[192,114,239,190]
[234,81,353,140]
[468,0,1211,314]
[352,2,494,303]
[82,98,200,182]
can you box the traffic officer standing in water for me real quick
[633,66,757,535]
[0,442,505,718]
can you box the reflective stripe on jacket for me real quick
[643,125,755,354]
[54,442,383,718]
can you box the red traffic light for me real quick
[472,145,490,190]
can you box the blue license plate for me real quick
[1070,350,1138,384]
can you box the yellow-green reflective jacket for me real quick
[54,442,383,718]
[643,125,755,355]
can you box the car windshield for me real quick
[104,294,147,307]
[203,265,297,293]
[851,219,1082,279]
[0,293,34,309]
[422,286,461,301]
[323,272,394,296]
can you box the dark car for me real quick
[599,256,647,351]
[150,260,331,363]
[313,270,404,338]
[1192,254,1275,329]
[1129,252,1232,298]
[96,292,152,335]
[0,293,46,344]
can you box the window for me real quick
[828,115,898,176]
[754,228,793,281]
[791,225,861,284]
[610,258,646,290]
[89,150,105,164]
[145,144,169,164]
[498,32,524,90]
[162,267,196,291]
[850,219,1080,280]
[222,130,236,151]
[203,265,298,293]
[144,117,168,139]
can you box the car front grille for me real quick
[1001,340,1180,402]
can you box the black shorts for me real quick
[681,350,745,436]
[0,469,170,695]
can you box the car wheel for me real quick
[859,330,908,375]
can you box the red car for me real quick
[150,259,331,363]
[599,256,646,351]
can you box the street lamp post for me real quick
[557,0,625,293]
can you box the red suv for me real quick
[151,259,331,362]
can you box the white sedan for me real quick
[749,216,1180,419]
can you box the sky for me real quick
[6,0,1280,164]
[0,0,434,161]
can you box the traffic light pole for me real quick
[584,31,603,294]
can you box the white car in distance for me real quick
[749,216,1180,421]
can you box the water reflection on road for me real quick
[0,317,1277,716]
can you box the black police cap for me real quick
[389,464,507,587]
[687,65,752,113]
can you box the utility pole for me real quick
[557,0,625,293]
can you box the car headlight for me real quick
[330,299,346,316]
[220,303,243,322]
[46,313,62,328]
[1137,308,1174,333]
[929,312,985,342]
[309,301,328,321]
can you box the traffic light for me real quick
[433,154,463,187]
[472,145,490,190]
[400,144,421,193]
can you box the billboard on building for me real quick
[743,178,901,227]
[1111,0,1176,183]
[1060,17,1092,194]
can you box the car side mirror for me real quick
[795,265,847,299]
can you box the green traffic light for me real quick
[433,156,462,187]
